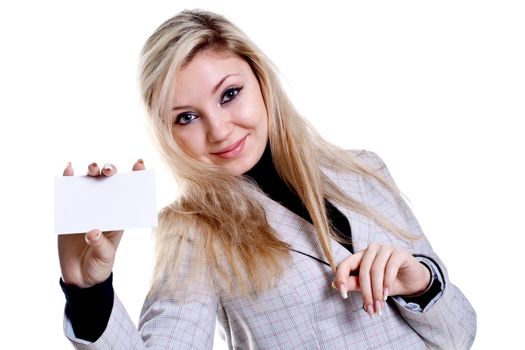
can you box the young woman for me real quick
[59,9,476,349]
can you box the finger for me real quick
[344,275,360,292]
[334,251,363,298]
[63,162,74,176]
[101,163,117,177]
[84,229,119,263]
[87,162,100,177]
[358,243,380,318]
[132,159,145,171]
[370,245,394,315]
[384,248,405,299]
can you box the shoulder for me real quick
[158,199,199,224]
[157,203,183,229]
[321,148,389,179]
[156,201,203,243]
[345,149,388,171]
[322,149,400,201]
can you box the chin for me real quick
[226,164,250,176]
[226,157,258,176]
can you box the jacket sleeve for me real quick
[63,215,218,349]
[64,275,217,350]
[356,150,477,350]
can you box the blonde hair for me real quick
[139,9,416,297]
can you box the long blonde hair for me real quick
[139,9,417,296]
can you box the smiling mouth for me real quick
[211,136,248,159]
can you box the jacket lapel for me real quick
[252,185,354,268]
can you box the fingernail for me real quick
[339,284,348,299]
[103,163,112,171]
[85,230,102,244]
[138,158,144,164]
[66,161,72,167]
[366,304,374,319]
[383,287,389,301]
[375,299,382,316]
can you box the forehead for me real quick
[174,50,251,90]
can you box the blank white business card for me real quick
[54,170,157,234]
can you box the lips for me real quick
[211,136,248,159]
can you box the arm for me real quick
[359,150,477,349]
[59,162,217,349]
[63,289,217,350]
[138,285,217,349]
[62,248,218,350]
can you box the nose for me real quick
[206,112,234,143]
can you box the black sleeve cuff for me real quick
[60,273,114,342]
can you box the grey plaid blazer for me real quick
[64,151,476,349]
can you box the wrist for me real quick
[405,261,433,297]
[61,277,98,289]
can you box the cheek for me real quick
[254,103,269,137]
[171,128,204,157]
[237,96,268,130]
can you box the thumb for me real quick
[85,229,103,246]
[84,229,115,263]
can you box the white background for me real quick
[0,1,523,349]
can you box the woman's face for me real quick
[170,50,268,176]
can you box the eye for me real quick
[175,112,199,125]
[220,87,242,105]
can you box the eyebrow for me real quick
[172,74,240,111]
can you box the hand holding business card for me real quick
[56,161,158,288]
[54,168,158,235]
